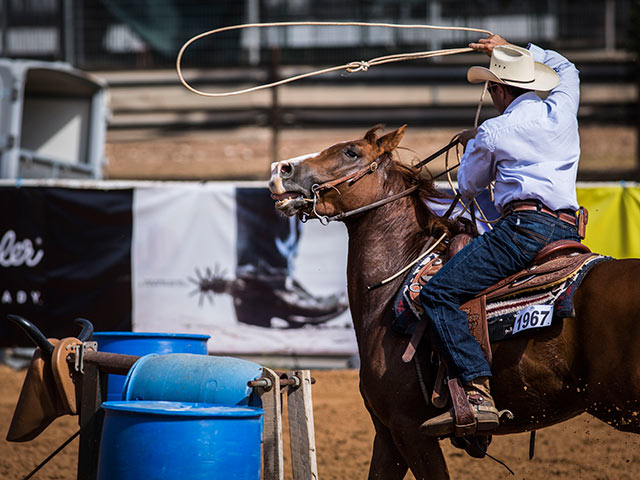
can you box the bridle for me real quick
[303,139,460,225]
[300,140,465,293]
[304,153,418,225]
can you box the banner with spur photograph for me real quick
[131,182,355,356]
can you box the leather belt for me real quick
[503,200,577,227]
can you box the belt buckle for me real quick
[503,203,515,218]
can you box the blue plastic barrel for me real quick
[122,353,263,406]
[91,332,210,401]
[98,401,263,480]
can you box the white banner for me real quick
[132,183,356,356]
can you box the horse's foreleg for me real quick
[388,426,450,480]
[367,415,408,480]
[367,408,449,480]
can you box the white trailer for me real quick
[0,58,107,179]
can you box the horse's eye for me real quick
[345,149,358,159]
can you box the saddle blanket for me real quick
[392,252,611,343]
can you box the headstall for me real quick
[304,154,418,225]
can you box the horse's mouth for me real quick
[270,191,310,216]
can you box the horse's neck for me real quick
[344,192,428,337]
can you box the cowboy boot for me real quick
[231,274,348,328]
[420,376,499,437]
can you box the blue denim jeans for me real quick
[419,210,581,383]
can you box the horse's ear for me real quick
[364,124,385,144]
[377,124,407,153]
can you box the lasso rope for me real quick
[368,232,448,290]
[176,21,492,97]
[440,81,499,229]
[175,21,497,226]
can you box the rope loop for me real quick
[176,21,493,97]
[175,21,499,229]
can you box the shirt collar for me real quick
[503,91,539,115]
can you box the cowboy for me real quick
[420,34,582,436]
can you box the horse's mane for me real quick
[388,153,463,239]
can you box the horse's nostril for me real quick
[280,162,293,178]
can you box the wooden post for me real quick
[632,0,640,179]
[77,363,106,480]
[269,47,281,165]
[1,0,8,57]
[637,53,640,179]
[604,0,616,53]
[286,370,318,480]
[257,367,284,480]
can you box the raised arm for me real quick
[527,43,580,115]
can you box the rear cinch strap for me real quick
[529,430,537,460]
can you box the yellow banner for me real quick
[577,184,640,259]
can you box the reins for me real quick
[307,128,467,225]
[177,20,497,238]
[413,137,460,170]
[311,184,419,225]
[305,132,467,226]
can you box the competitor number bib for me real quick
[513,304,554,334]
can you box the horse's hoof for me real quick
[450,435,492,459]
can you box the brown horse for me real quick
[269,125,640,479]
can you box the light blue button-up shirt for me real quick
[457,43,580,214]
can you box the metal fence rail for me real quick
[0,0,635,70]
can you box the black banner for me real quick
[0,187,133,346]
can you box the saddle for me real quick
[401,237,593,364]
[399,235,596,437]
[458,237,592,364]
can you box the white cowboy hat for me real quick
[467,45,559,92]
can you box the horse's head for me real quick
[269,125,407,221]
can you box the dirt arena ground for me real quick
[1,366,639,479]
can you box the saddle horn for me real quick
[74,318,94,342]
[6,315,55,357]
